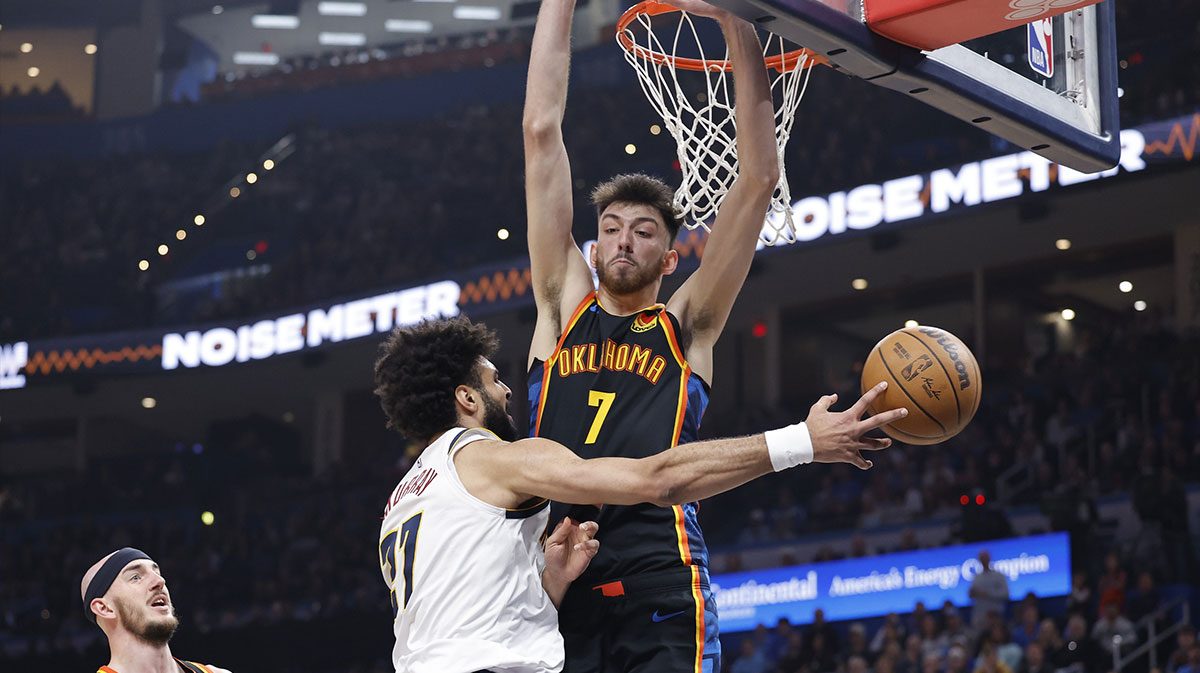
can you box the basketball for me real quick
[861,326,982,445]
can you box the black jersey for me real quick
[528,292,711,584]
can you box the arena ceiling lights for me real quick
[178,0,541,72]
[251,14,300,29]
[453,6,503,20]
[233,52,281,65]
[317,2,367,16]
[385,19,433,33]
[318,31,367,45]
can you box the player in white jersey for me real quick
[372,316,905,673]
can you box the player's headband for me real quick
[83,547,152,623]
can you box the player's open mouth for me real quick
[150,595,169,609]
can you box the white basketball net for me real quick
[618,6,815,245]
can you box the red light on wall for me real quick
[255,240,268,254]
[975,494,985,505]
[960,495,969,506]
[752,321,767,338]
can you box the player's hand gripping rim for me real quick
[805,381,906,470]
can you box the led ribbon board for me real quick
[712,532,1071,632]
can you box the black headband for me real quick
[83,547,152,623]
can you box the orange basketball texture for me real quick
[860,326,982,445]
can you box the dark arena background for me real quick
[1,0,1198,671]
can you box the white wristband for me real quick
[764,422,814,472]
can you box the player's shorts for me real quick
[557,567,720,673]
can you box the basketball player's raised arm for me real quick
[665,2,779,380]
[463,383,904,507]
[523,0,595,367]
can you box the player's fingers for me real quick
[859,407,907,433]
[570,521,598,546]
[546,518,573,544]
[810,393,838,414]
[849,381,887,417]
[573,539,600,556]
[859,436,892,451]
[850,451,873,470]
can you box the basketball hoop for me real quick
[616,0,826,245]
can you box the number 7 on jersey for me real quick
[585,390,615,444]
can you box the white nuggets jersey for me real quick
[379,427,562,673]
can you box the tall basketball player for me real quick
[524,0,817,670]
[80,548,233,673]
[373,317,902,673]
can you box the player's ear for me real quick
[589,241,599,269]
[661,248,678,276]
[91,597,115,622]
[454,384,479,414]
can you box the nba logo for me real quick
[1027,18,1053,78]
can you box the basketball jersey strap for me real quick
[98,663,211,673]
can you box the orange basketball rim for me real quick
[616,0,829,72]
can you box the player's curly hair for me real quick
[591,173,683,243]
[373,316,500,442]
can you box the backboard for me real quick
[705,0,1120,172]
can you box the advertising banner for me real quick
[712,532,1071,632]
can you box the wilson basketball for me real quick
[861,325,982,445]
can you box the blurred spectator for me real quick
[972,642,1013,673]
[805,608,840,655]
[1096,553,1129,615]
[946,644,970,673]
[968,550,1009,632]
[769,618,797,662]
[1015,642,1052,673]
[920,613,949,662]
[775,631,806,673]
[1169,626,1199,673]
[1158,470,1195,583]
[732,636,771,673]
[803,632,839,673]
[1034,619,1064,663]
[1010,603,1040,650]
[1065,572,1094,619]
[982,621,1022,672]
[898,634,924,673]
[1178,644,1200,673]
[871,613,907,656]
[739,509,773,545]
[1090,599,1138,662]
[1054,614,1103,672]
[844,622,871,665]
[1126,570,1163,624]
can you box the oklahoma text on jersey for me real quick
[552,338,669,385]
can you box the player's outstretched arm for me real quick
[460,383,905,507]
[524,0,595,368]
[541,517,600,607]
[666,1,780,382]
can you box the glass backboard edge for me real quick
[708,0,1121,172]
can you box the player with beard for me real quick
[80,548,233,673]
[523,0,823,670]
[372,317,901,672]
